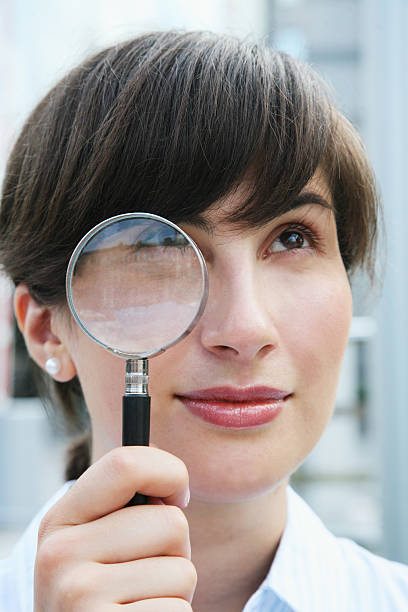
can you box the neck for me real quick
[185,479,288,612]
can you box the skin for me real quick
[15,170,352,611]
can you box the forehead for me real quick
[187,168,334,235]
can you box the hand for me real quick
[34,446,196,611]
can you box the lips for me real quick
[176,386,290,428]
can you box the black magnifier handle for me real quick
[122,393,151,506]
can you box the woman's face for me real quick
[56,170,352,503]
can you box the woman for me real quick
[0,30,407,611]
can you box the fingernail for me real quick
[177,488,190,509]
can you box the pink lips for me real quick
[176,386,290,428]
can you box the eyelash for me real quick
[262,223,323,259]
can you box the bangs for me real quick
[72,32,334,230]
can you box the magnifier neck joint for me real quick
[125,358,148,395]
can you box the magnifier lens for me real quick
[68,216,206,356]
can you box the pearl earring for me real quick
[45,357,61,376]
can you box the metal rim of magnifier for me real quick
[66,212,209,360]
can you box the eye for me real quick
[276,230,308,251]
[265,226,313,256]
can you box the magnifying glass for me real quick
[66,213,208,505]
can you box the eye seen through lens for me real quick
[67,214,208,357]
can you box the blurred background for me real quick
[1,0,407,564]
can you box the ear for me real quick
[14,284,77,382]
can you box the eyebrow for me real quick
[289,191,333,212]
[183,190,333,235]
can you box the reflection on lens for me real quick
[68,214,207,356]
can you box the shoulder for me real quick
[0,481,75,612]
[336,536,408,604]
[265,486,408,612]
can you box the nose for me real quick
[199,262,278,365]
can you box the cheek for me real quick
[282,269,352,404]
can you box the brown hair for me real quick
[0,31,379,480]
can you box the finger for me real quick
[94,556,197,604]
[36,558,196,611]
[49,504,191,563]
[39,447,190,532]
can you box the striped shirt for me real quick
[244,486,408,611]
[1,482,408,611]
